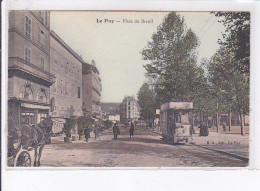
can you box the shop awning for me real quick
[21,103,50,110]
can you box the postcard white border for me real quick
[2,0,260,191]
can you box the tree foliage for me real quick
[77,116,94,136]
[208,47,249,115]
[213,12,250,75]
[104,120,113,129]
[137,83,156,121]
[208,12,250,135]
[141,12,206,110]
[63,118,77,138]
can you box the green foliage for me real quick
[85,118,94,129]
[212,12,250,75]
[63,118,77,138]
[141,12,205,109]
[77,116,90,136]
[137,83,156,121]
[208,46,249,115]
[104,120,113,129]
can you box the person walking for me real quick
[84,126,91,142]
[129,121,135,138]
[94,121,100,140]
[113,122,120,140]
[222,122,227,132]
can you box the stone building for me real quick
[50,31,83,133]
[119,96,140,124]
[8,11,55,128]
[82,61,102,118]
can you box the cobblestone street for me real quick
[39,127,248,167]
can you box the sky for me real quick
[50,11,226,103]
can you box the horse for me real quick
[20,116,53,167]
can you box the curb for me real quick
[146,128,249,163]
[189,143,249,163]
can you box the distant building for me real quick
[101,102,120,121]
[101,102,120,115]
[82,61,102,118]
[49,30,83,133]
[119,96,140,124]
[108,114,120,123]
[8,11,55,128]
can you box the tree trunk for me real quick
[240,112,245,135]
[216,112,219,133]
[200,110,202,124]
[216,101,219,133]
[228,111,232,131]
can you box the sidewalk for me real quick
[191,132,249,159]
[148,127,249,159]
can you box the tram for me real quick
[160,102,193,143]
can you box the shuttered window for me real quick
[25,16,32,39]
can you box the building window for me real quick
[71,84,74,97]
[39,11,46,24]
[78,87,80,98]
[39,29,46,49]
[58,79,63,94]
[65,65,68,74]
[38,89,47,102]
[24,47,31,63]
[52,83,56,93]
[65,82,68,95]
[20,112,35,125]
[40,57,45,70]
[25,16,32,39]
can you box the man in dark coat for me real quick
[129,122,134,138]
[113,122,120,140]
[84,126,91,142]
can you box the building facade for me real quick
[108,114,120,123]
[82,62,102,118]
[50,31,83,133]
[119,96,140,124]
[8,11,55,128]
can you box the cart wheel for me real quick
[14,150,31,167]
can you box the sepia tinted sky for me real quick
[50,11,225,103]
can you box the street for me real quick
[40,127,248,167]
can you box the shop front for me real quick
[8,98,50,128]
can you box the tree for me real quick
[104,120,113,129]
[208,46,249,135]
[137,83,156,126]
[209,12,250,135]
[63,118,77,138]
[141,12,202,103]
[213,12,250,75]
[77,116,88,137]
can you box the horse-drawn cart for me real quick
[8,114,53,167]
[8,129,32,167]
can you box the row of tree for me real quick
[137,12,250,135]
[63,117,114,140]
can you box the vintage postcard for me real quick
[4,8,252,168]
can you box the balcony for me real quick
[9,57,55,86]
